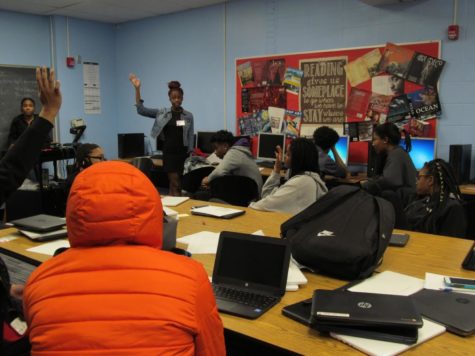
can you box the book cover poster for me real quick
[371,75,406,96]
[403,118,430,137]
[358,122,374,141]
[363,48,382,77]
[237,61,254,86]
[252,60,268,86]
[378,43,415,79]
[283,110,302,138]
[283,67,303,94]
[345,87,371,120]
[256,110,271,133]
[300,56,348,124]
[247,86,286,112]
[344,56,370,87]
[387,94,411,123]
[268,106,286,134]
[407,87,441,120]
[241,88,250,112]
[267,58,286,86]
[406,53,445,88]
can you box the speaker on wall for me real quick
[449,144,472,184]
[118,133,145,158]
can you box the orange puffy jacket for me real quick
[24,161,225,356]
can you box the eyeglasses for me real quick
[88,155,106,161]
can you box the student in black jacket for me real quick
[404,159,467,238]
[0,67,61,356]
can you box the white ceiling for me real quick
[0,0,228,24]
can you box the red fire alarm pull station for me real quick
[448,24,459,40]
[66,56,75,68]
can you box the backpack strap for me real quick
[373,196,395,266]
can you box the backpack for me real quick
[280,185,395,280]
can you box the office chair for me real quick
[130,157,154,181]
[182,166,215,194]
[209,175,259,207]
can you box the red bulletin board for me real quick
[236,41,441,164]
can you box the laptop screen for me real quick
[213,232,290,294]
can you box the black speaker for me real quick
[449,144,472,184]
[118,133,145,158]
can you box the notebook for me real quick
[191,206,245,219]
[211,231,291,319]
[311,290,423,344]
[10,214,66,232]
[412,289,475,336]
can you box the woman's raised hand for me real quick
[129,73,141,88]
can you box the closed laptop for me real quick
[10,214,66,232]
[212,231,291,319]
[413,289,475,336]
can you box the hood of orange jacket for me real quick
[66,161,163,249]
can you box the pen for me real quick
[191,205,209,209]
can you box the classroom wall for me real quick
[1,0,474,176]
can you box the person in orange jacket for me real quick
[23,161,225,355]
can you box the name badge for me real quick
[176,120,186,126]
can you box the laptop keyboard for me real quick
[212,285,277,309]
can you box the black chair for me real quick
[130,157,154,181]
[209,175,259,207]
[182,166,215,194]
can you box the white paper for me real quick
[331,318,445,356]
[83,62,101,114]
[252,230,265,236]
[424,272,475,294]
[287,259,308,286]
[19,228,67,241]
[177,231,220,245]
[187,235,220,254]
[27,239,70,256]
[268,106,286,133]
[191,206,243,217]
[161,196,190,207]
[163,206,178,219]
[349,271,424,296]
[0,235,19,243]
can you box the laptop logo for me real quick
[317,230,335,237]
[357,302,372,309]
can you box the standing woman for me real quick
[129,74,194,196]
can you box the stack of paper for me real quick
[424,272,475,295]
[27,239,70,256]
[161,196,190,207]
[177,231,220,254]
[286,259,308,291]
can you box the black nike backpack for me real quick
[281,185,395,280]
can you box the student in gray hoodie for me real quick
[250,138,327,215]
[201,131,263,194]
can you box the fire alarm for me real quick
[66,56,75,68]
[448,24,459,41]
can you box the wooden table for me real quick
[460,184,475,196]
[1,199,474,354]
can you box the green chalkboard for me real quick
[0,65,41,150]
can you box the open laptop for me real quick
[211,231,291,319]
[412,289,475,336]
[310,290,423,344]
[10,214,66,232]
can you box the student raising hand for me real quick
[274,145,282,173]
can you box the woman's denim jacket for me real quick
[136,100,194,153]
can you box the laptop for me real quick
[10,214,66,232]
[310,290,423,344]
[413,289,475,336]
[211,231,291,319]
[0,247,41,284]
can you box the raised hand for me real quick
[129,73,141,88]
[274,145,282,173]
[37,67,61,124]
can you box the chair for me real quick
[130,157,154,181]
[182,166,215,194]
[209,175,259,207]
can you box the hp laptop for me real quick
[212,231,291,319]
[10,214,66,233]
[310,290,423,344]
[413,289,475,336]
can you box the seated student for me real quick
[23,161,225,355]
[202,130,263,194]
[361,122,417,196]
[313,126,348,178]
[404,159,467,238]
[64,143,105,196]
[249,138,327,215]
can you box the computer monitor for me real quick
[327,135,349,165]
[117,133,145,158]
[257,133,286,161]
[196,131,215,154]
[400,137,436,170]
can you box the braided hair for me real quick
[420,158,462,232]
